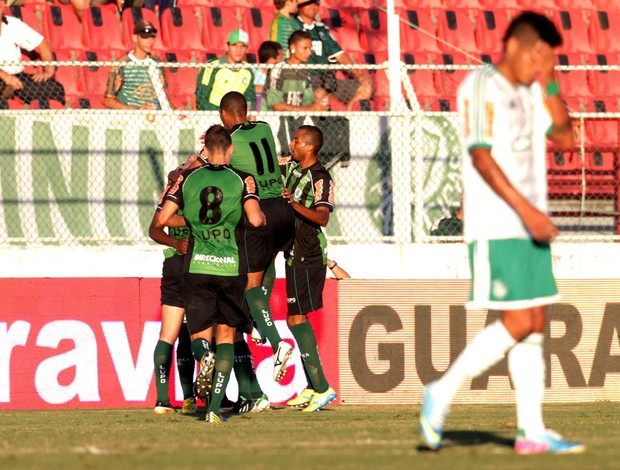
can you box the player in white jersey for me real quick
[419,11,585,455]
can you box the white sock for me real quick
[508,333,546,437]
[431,320,516,423]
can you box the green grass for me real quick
[1,403,619,470]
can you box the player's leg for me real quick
[232,329,269,412]
[207,324,236,423]
[246,269,284,353]
[176,320,196,414]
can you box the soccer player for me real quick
[154,125,265,423]
[220,91,296,384]
[281,125,337,412]
[149,153,205,415]
[419,11,585,454]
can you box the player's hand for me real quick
[176,238,189,255]
[533,40,556,84]
[282,187,294,205]
[3,74,24,90]
[310,101,329,112]
[522,206,559,243]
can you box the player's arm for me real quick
[282,187,330,227]
[536,41,573,150]
[243,198,266,228]
[149,200,188,254]
[470,147,558,243]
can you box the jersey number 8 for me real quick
[199,186,223,224]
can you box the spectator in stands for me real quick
[195,29,256,111]
[294,0,372,111]
[254,41,283,111]
[261,30,329,112]
[0,0,66,106]
[270,0,298,59]
[431,195,464,237]
[56,0,122,21]
[104,20,172,110]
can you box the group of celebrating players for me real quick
[148,91,337,423]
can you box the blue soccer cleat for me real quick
[419,381,446,450]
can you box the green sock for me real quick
[153,340,173,403]
[191,338,211,363]
[208,343,234,413]
[233,340,255,399]
[290,321,329,393]
[263,261,276,299]
[246,286,282,354]
[176,325,195,400]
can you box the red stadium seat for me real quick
[323,8,363,54]
[584,99,619,149]
[588,55,620,98]
[201,6,241,55]
[589,10,620,54]
[52,51,84,101]
[160,6,204,58]
[433,53,470,101]
[443,0,483,12]
[82,6,126,56]
[556,0,593,8]
[78,50,112,100]
[475,9,512,56]
[402,53,438,103]
[593,0,620,8]
[479,0,520,9]
[43,4,84,56]
[0,99,25,109]
[240,8,271,53]
[399,8,442,58]
[6,5,41,32]
[552,10,593,55]
[70,96,107,109]
[437,9,479,55]
[159,51,197,110]
[30,98,65,109]
[359,8,388,53]
[121,8,166,52]
[555,53,592,99]
[518,0,558,12]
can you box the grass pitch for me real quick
[1,403,619,470]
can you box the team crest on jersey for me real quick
[314,179,324,203]
[245,176,257,194]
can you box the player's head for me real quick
[290,125,323,161]
[203,125,233,160]
[258,41,284,64]
[501,11,562,85]
[220,91,248,130]
[288,30,312,63]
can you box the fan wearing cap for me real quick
[294,0,372,111]
[195,29,256,111]
[0,0,65,105]
[104,20,171,110]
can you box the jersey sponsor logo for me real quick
[328,180,334,204]
[314,179,324,203]
[287,297,297,304]
[169,174,184,197]
[193,254,236,264]
[157,181,172,206]
[485,102,494,137]
[245,175,257,194]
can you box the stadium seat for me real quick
[69,95,107,109]
[159,51,197,110]
[82,7,126,57]
[518,0,558,12]
[588,55,620,98]
[323,9,364,54]
[121,8,166,52]
[359,8,388,53]
[556,0,593,8]
[475,9,512,56]
[402,53,439,108]
[43,5,84,56]
[399,8,442,58]
[201,6,241,55]
[584,99,619,150]
[479,0,520,9]
[589,10,620,54]
[30,98,65,109]
[555,53,592,99]
[78,51,112,100]
[240,8,271,53]
[160,6,205,59]
[433,53,470,102]
[552,10,593,55]
[52,51,84,102]
[593,0,620,8]
[0,99,25,110]
[6,5,41,32]
[437,9,479,55]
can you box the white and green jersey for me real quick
[164,164,259,276]
[458,65,552,242]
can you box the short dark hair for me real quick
[289,30,312,48]
[203,125,232,154]
[258,41,283,64]
[503,11,562,48]
[274,0,287,9]
[298,125,323,153]
[220,91,247,117]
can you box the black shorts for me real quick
[285,264,326,315]
[160,254,185,308]
[183,272,250,335]
[244,197,294,273]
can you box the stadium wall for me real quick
[2,244,620,409]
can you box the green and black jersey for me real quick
[229,121,283,200]
[156,178,190,259]
[282,159,334,267]
[164,164,260,276]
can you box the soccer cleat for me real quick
[194,350,216,405]
[419,381,446,450]
[181,397,197,415]
[206,411,227,424]
[251,326,267,345]
[251,394,270,413]
[232,397,255,414]
[153,401,175,415]
[302,387,337,412]
[514,429,586,455]
[286,388,315,407]
[273,341,293,382]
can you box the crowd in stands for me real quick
[0,0,618,112]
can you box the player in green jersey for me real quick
[154,125,265,423]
